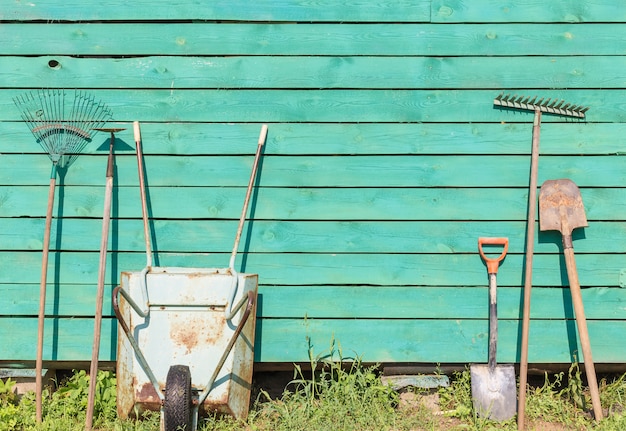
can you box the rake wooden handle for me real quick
[564,247,603,421]
[518,108,541,431]
[36,176,56,423]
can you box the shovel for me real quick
[539,179,603,420]
[471,237,517,421]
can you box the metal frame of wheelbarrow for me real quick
[112,123,267,430]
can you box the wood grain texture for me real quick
[2,55,625,90]
[3,122,624,156]
[255,318,626,363]
[1,154,625,187]
[1,89,619,123]
[1,24,624,56]
[432,0,626,23]
[2,316,625,363]
[0,1,431,22]
[3,218,626,254]
[3,186,626,222]
[0,317,117,362]
[4,285,626,320]
[2,1,622,24]
[0,251,622,288]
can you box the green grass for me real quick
[4,357,626,430]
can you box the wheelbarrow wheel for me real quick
[164,365,192,431]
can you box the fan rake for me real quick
[13,89,112,422]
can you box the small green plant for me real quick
[524,370,589,429]
[565,362,586,410]
[438,368,473,419]
[0,378,19,431]
[0,378,18,406]
[250,338,399,431]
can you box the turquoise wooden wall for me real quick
[1,1,626,367]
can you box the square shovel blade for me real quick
[470,364,517,421]
[539,179,587,236]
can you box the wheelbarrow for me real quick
[113,124,267,431]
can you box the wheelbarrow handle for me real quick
[112,285,165,402]
[197,290,256,406]
[478,237,509,274]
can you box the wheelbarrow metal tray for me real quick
[116,267,258,420]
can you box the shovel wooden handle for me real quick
[564,246,603,420]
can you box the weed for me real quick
[524,370,589,430]
[0,378,18,406]
[565,362,586,410]
[6,354,626,430]
[438,368,474,419]
[250,338,399,431]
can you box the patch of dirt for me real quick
[396,390,465,430]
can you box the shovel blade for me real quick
[539,179,587,235]
[470,364,517,421]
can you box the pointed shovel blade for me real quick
[539,179,587,236]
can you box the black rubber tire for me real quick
[164,365,192,431]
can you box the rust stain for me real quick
[169,313,225,354]
[199,390,232,417]
[134,381,162,412]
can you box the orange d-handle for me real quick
[478,237,509,274]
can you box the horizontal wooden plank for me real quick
[0,317,116,362]
[1,1,431,22]
[3,187,626,221]
[3,122,625,156]
[432,0,626,23]
[0,284,114,317]
[258,286,626,320]
[3,219,626,254]
[1,154,625,187]
[2,316,626,363]
[0,251,623,288]
[0,89,622,123]
[4,284,625,321]
[2,23,624,56]
[256,318,626,363]
[3,55,626,90]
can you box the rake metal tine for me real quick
[494,91,588,118]
[561,108,572,116]
[494,93,511,108]
[15,89,113,167]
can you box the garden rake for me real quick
[493,93,589,430]
[13,89,112,422]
